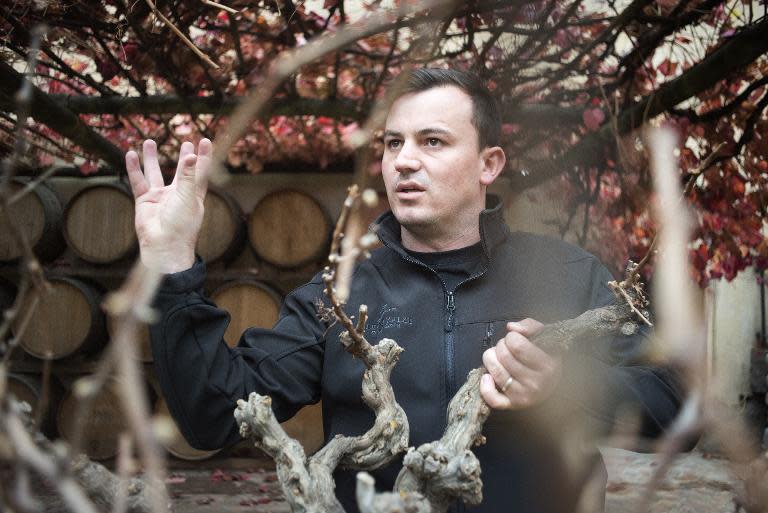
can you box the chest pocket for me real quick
[453,319,515,386]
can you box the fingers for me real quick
[482,346,526,398]
[500,330,552,372]
[480,373,512,409]
[171,141,196,187]
[176,154,198,199]
[494,338,545,389]
[482,329,563,411]
[170,139,212,200]
[125,150,149,199]
[142,140,165,188]
[194,138,213,199]
[506,317,544,337]
[482,345,509,389]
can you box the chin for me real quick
[392,209,434,231]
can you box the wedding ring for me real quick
[501,376,515,393]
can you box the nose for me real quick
[393,140,421,173]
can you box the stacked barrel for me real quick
[0,176,345,462]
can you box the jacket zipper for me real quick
[380,249,488,417]
[445,290,456,331]
[443,273,486,400]
[482,321,495,349]
[444,290,456,405]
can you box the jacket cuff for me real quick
[157,256,207,296]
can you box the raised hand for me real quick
[125,139,212,274]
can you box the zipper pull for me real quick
[445,291,456,332]
[482,322,494,348]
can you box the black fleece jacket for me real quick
[150,198,684,513]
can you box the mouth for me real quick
[395,182,426,195]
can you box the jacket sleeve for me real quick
[558,258,686,445]
[149,258,325,450]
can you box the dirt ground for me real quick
[161,448,744,513]
[602,448,742,513]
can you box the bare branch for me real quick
[143,0,220,69]
[510,15,768,190]
[0,61,125,170]
[209,0,460,181]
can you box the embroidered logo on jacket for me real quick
[366,304,413,336]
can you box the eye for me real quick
[386,139,402,150]
[425,137,441,147]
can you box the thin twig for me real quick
[7,165,62,206]
[628,141,727,283]
[110,434,133,513]
[201,0,239,14]
[609,280,653,327]
[209,0,458,181]
[143,0,220,69]
[3,406,101,513]
[103,262,167,513]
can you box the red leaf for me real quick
[731,176,745,195]
[657,59,677,77]
[81,161,99,175]
[95,58,119,81]
[582,108,605,131]
[121,42,139,64]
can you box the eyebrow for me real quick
[383,127,454,138]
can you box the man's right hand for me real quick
[125,139,212,274]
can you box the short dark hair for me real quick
[399,68,501,149]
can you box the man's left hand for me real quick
[480,318,563,410]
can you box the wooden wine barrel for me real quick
[196,186,246,265]
[210,280,282,347]
[281,402,323,454]
[13,277,106,360]
[0,180,65,262]
[64,183,137,264]
[106,316,152,362]
[155,398,219,460]
[7,373,39,413]
[248,190,331,268]
[56,379,130,460]
[7,373,62,436]
[0,276,16,315]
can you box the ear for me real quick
[479,146,506,186]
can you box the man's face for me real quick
[382,86,490,243]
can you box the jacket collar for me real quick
[373,194,508,259]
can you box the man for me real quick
[126,69,683,512]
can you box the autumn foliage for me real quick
[0,0,766,285]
